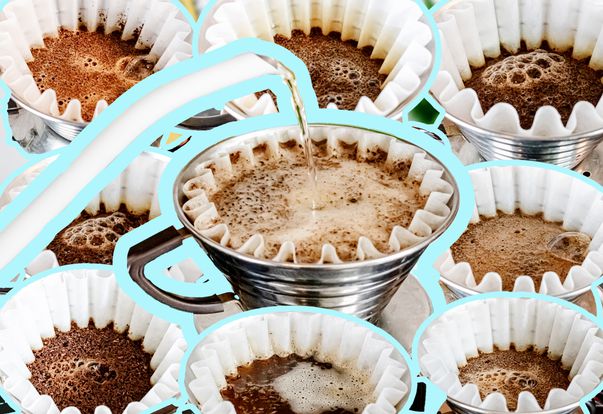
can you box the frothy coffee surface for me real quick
[206,141,424,263]
[28,29,154,121]
[458,346,570,410]
[465,43,603,128]
[28,322,153,414]
[274,28,386,110]
[450,213,590,290]
[221,354,373,414]
[48,205,149,265]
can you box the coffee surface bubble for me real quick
[274,28,386,110]
[28,29,154,121]
[450,212,590,291]
[458,346,570,410]
[273,362,372,414]
[48,205,149,265]
[466,43,603,128]
[28,322,153,414]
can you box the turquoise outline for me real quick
[3,0,603,412]
[411,291,603,413]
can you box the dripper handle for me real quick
[127,225,235,314]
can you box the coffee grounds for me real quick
[28,28,154,121]
[221,354,370,414]
[28,322,153,414]
[450,212,590,291]
[206,140,425,263]
[458,346,570,410]
[47,204,149,265]
[273,28,386,110]
[465,42,603,129]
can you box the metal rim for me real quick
[10,92,89,129]
[197,0,436,121]
[439,273,597,301]
[172,123,461,270]
[445,394,580,414]
[443,110,603,143]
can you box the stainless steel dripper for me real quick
[127,124,461,322]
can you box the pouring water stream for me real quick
[278,63,324,211]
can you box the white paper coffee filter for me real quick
[201,0,433,117]
[436,165,603,295]
[0,268,187,414]
[186,311,410,414]
[0,151,169,275]
[419,297,603,412]
[0,0,192,123]
[181,127,455,263]
[432,0,603,137]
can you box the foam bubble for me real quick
[480,50,567,88]
[60,212,135,252]
[272,362,373,414]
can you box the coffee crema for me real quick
[202,140,425,263]
[28,28,154,121]
[273,28,386,110]
[47,204,149,265]
[28,322,153,414]
[458,346,571,410]
[465,43,603,128]
[450,212,590,291]
[221,354,373,414]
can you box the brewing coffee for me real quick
[221,354,372,414]
[465,43,603,128]
[47,204,149,265]
[28,29,154,121]
[458,346,571,410]
[273,28,386,110]
[28,322,153,414]
[201,140,425,263]
[450,212,590,290]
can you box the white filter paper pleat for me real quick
[0,269,186,414]
[437,165,603,294]
[420,297,603,412]
[186,312,410,414]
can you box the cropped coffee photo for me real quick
[0,0,193,140]
[433,0,603,167]
[197,0,436,119]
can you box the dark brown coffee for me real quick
[28,322,153,414]
[221,354,372,414]
[273,28,386,110]
[458,346,570,410]
[465,43,603,128]
[205,140,425,263]
[450,213,590,291]
[47,204,149,265]
[28,28,154,121]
